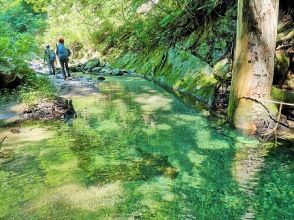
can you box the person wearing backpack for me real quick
[56,38,71,80]
[44,45,56,75]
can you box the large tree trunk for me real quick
[228,0,280,135]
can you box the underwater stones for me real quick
[0,149,14,164]
[97,76,106,81]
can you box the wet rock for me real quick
[92,67,103,72]
[100,68,113,75]
[113,68,124,76]
[97,76,106,81]
[22,98,68,120]
[127,70,137,76]
[84,58,100,71]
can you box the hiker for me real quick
[56,38,71,79]
[44,45,56,75]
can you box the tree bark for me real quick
[228,0,280,135]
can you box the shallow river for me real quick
[0,77,293,219]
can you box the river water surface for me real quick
[0,77,293,219]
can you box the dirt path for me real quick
[31,60,100,98]
[50,74,100,98]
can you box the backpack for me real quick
[57,44,69,61]
[48,50,56,62]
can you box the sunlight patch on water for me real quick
[94,120,121,132]
[134,94,172,112]
[136,177,176,210]
[187,150,206,166]
[31,182,123,212]
[0,126,55,148]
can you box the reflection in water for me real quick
[64,99,77,126]
[233,145,268,220]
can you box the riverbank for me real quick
[1,61,294,142]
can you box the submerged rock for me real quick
[0,149,14,164]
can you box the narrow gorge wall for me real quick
[112,8,237,108]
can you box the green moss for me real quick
[18,73,56,105]
[196,42,211,59]
[183,31,200,50]
[272,86,294,103]
[114,48,217,107]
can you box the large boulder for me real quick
[0,72,17,89]
[84,58,100,71]
[0,60,17,89]
[100,67,113,75]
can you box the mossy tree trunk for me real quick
[228,0,280,135]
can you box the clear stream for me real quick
[0,77,293,219]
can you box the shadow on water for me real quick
[0,76,292,219]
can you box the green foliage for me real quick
[197,42,211,59]
[31,0,236,67]
[0,0,45,76]
[25,0,50,12]
[18,71,56,105]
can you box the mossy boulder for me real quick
[84,58,100,71]
[0,60,17,89]
[213,58,231,82]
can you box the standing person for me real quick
[56,38,71,80]
[44,45,56,75]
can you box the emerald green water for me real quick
[0,77,293,219]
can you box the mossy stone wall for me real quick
[114,48,217,107]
